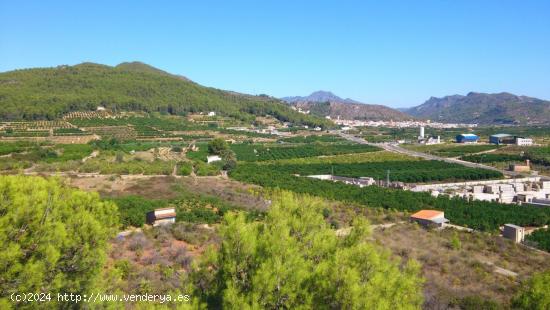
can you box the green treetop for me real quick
[207,138,230,155]
[191,190,424,309]
[512,270,550,310]
[0,175,119,309]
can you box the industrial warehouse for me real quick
[456,133,480,143]
[452,132,534,146]
[489,133,533,146]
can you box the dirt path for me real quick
[172,164,177,176]
[449,147,499,159]
[82,150,99,163]
[335,221,405,236]
[479,258,518,277]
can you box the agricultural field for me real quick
[0,141,39,155]
[0,142,95,171]
[278,135,346,143]
[525,228,550,252]
[230,143,380,161]
[53,127,87,136]
[525,146,550,166]
[187,141,380,162]
[460,153,524,163]
[242,160,502,183]
[263,151,417,165]
[229,160,549,231]
[454,145,550,175]
[402,143,500,157]
[0,114,263,142]
[110,191,257,228]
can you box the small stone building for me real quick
[510,160,530,172]
[410,210,449,228]
[146,207,176,226]
[502,224,525,243]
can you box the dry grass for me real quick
[108,224,218,294]
[372,223,550,308]
[68,174,268,210]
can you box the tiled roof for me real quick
[154,213,176,220]
[410,210,443,220]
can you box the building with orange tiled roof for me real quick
[410,210,448,228]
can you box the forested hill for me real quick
[404,92,550,125]
[0,62,330,127]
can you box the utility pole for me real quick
[386,170,390,187]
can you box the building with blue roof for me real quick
[456,134,479,143]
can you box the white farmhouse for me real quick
[207,155,222,163]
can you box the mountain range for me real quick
[2,62,549,126]
[281,91,412,121]
[282,91,361,105]
[404,92,550,125]
[0,62,329,127]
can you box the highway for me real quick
[336,131,521,177]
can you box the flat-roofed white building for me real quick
[515,137,533,146]
[207,155,222,163]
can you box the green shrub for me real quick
[178,162,193,176]
[109,195,167,228]
[194,161,220,176]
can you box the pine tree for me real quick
[191,191,424,309]
[0,175,119,309]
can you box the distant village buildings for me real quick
[334,119,478,129]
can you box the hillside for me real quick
[282,91,412,121]
[115,61,192,82]
[0,62,329,127]
[404,92,550,125]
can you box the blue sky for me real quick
[1,1,549,107]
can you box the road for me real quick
[336,131,520,176]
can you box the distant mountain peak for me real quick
[404,92,550,125]
[281,91,411,121]
[281,90,357,104]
